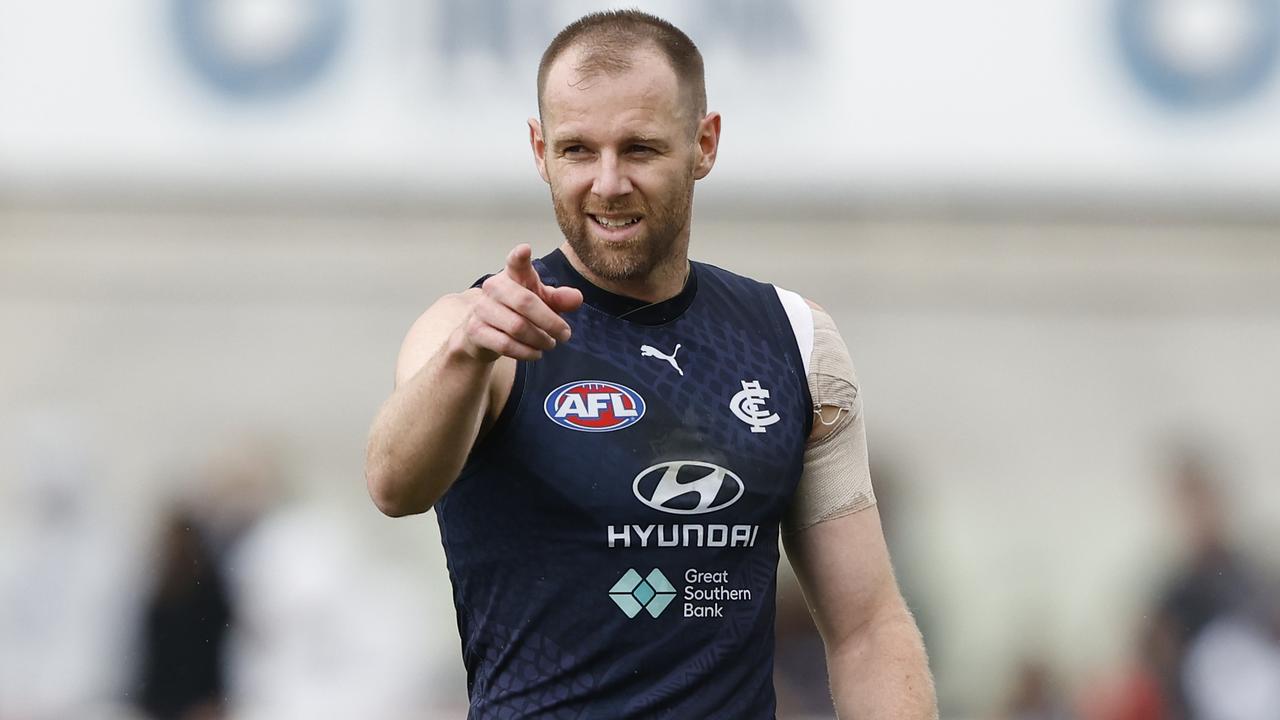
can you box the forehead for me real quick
[542,46,687,138]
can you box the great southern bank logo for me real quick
[609,568,677,618]
[544,380,645,432]
[632,461,744,515]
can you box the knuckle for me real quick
[500,339,526,359]
[475,298,503,324]
[470,324,496,348]
[514,291,541,313]
[496,311,521,334]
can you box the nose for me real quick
[591,152,633,199]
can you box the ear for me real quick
[692,112,721,180]
[529,117,549,184]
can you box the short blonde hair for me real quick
[536,10,707,130]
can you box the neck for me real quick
[559,241,690,304]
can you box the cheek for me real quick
[637,167,687,202]
[551,167,593,196]
[548,169,575,191]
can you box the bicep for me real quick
[783,507,903,649]
[392,289,516,426]
[394,290,476,388]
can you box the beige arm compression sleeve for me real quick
[781,304,876,535]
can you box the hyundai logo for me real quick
[632,461,744,515]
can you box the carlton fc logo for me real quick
[544,380,646,432]
[633,461,744,515]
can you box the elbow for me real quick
[369,492,422,519]
[365,458,434,518]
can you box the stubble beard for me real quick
[552,176,694,285]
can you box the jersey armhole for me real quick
[459,360,525,477]
[455,271,525,482]
[774,287,814,374]
[772,286,815,439]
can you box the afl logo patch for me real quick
[544,381,645,432]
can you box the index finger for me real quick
[505,244,543,293]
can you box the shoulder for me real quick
[403,290,479,346]
[782,294,840,340]
[795,296,854,373]
[394,290,517,423]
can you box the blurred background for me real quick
[2,1,1279,718]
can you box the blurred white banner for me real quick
[0,0,1277,205]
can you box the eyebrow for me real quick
[551,134,669,150]
[550,135,585,149]
[625,135,667,148]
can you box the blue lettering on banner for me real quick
[173,0,347,99]
[1115,0,1279,109]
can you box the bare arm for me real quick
[784,508,937,719]
[364,245,582,516]
[782,297,937,718]
[364,291,505,516]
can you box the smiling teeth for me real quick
[594,216,639,228]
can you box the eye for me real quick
[628,145,656,155]
[562,145,589,157]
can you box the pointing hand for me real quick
[460,244,584,362]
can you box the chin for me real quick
[569,234,653,282]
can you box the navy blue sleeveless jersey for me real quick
[436,250,813,719]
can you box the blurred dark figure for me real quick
[195,437,291,557]
[997,658,1074,720]
[1146,448,1280,720]
[1080,617,1168,720]
[134,510,233,720]
[774,576,833,719]
[872,458,937,664]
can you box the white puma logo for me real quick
[640,343,684,376]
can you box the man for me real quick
[366,10,936,719]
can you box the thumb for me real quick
[544,285,584,314]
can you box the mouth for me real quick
[587,213,643,240]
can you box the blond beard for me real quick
[550,178,693,285]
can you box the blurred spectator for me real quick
[1181,614,1280,720]
[1079,617,1168,720]
[1084,447,1280,720]
[1149,448,1280,720]
[872,457,937,663]
[0,412,136,719]
[129,436,293,720]
[133,510,233,720]
[774,574,833,719]
[224,503,449,720]
[997,657,1074,720]
[192,437,292,558]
